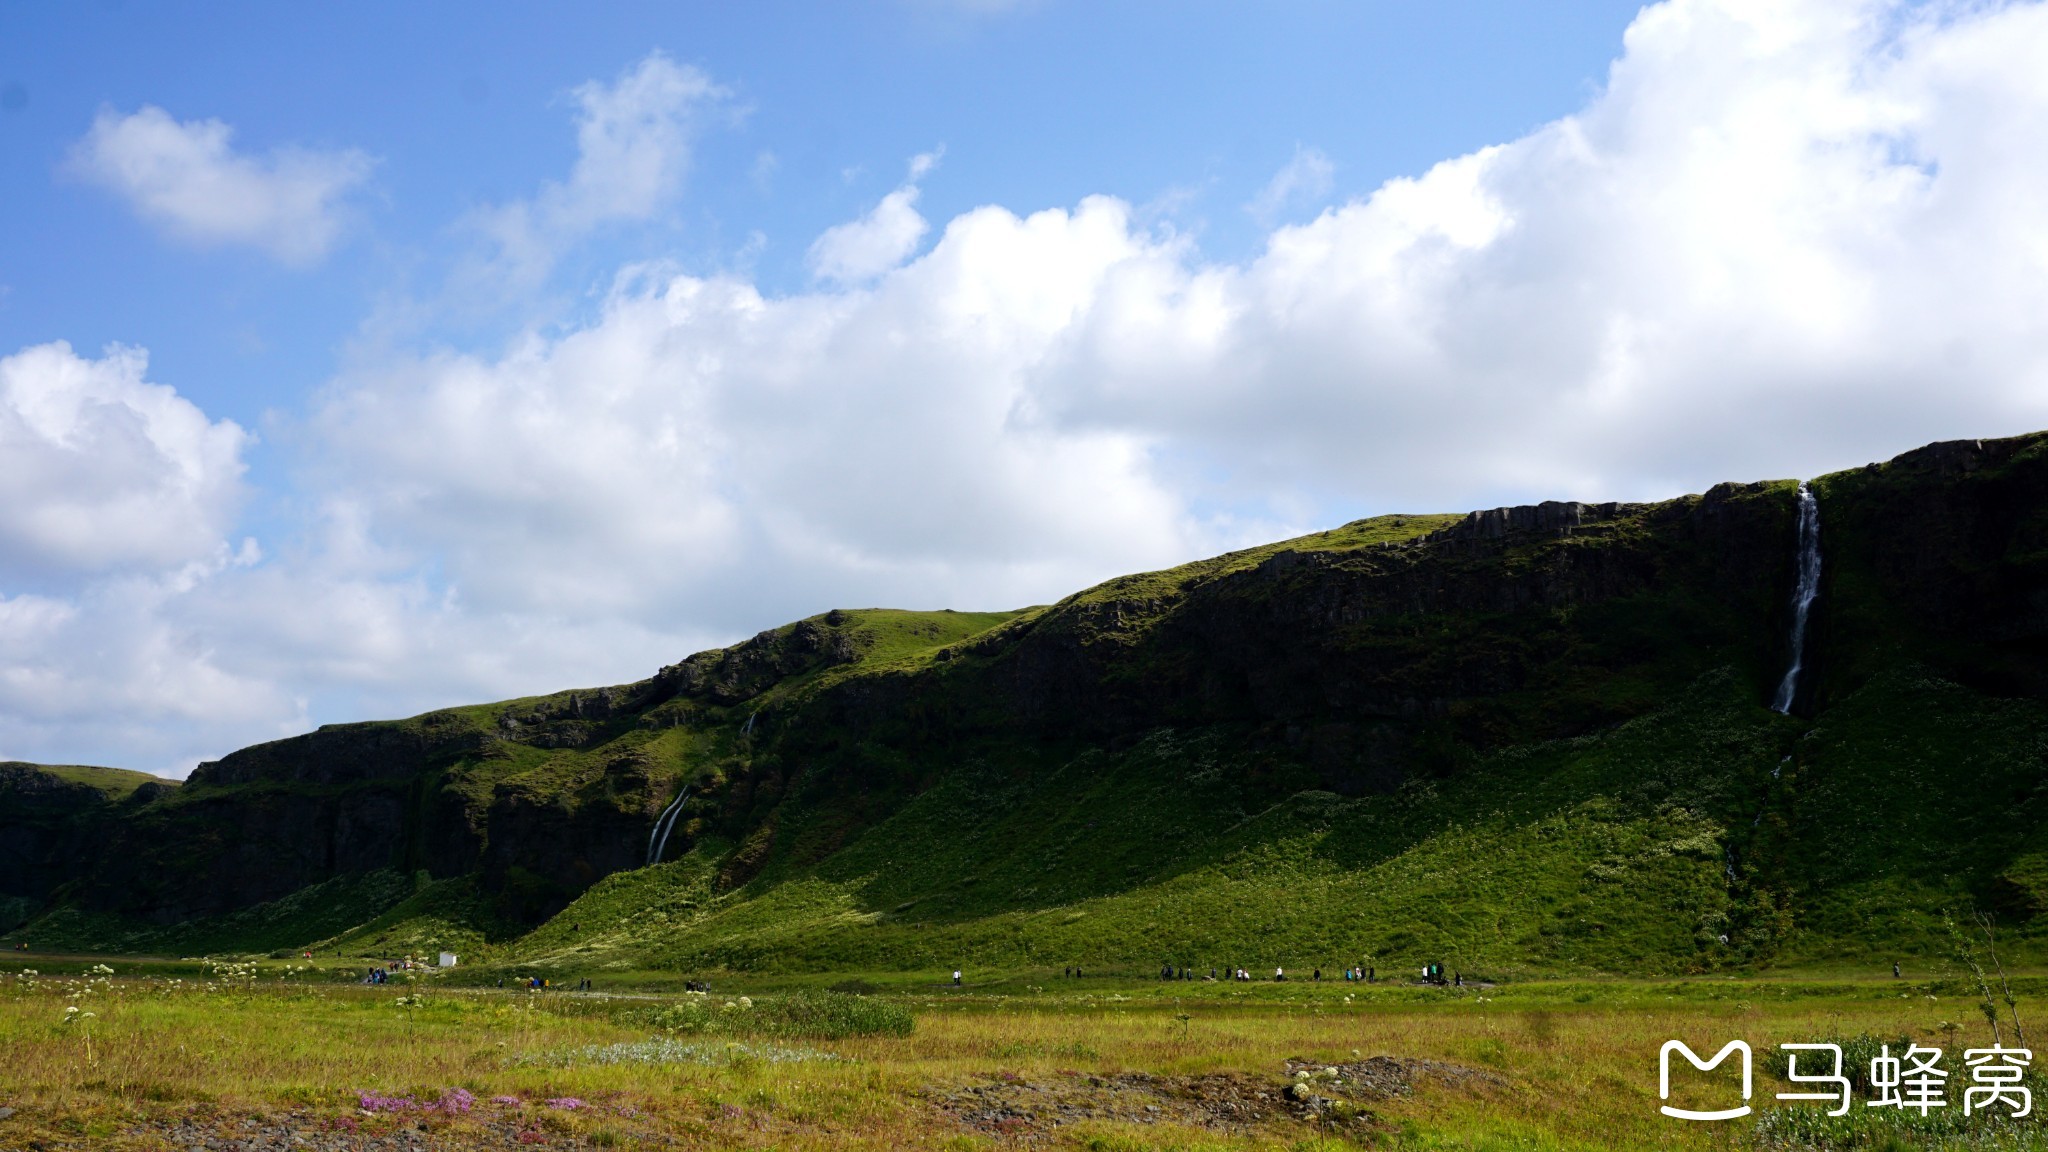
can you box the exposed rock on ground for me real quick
[933,1056,1505,1140]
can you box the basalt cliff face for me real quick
[0,764,176,932]
[10,433,2048,971]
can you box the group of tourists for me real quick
[515,976,590,990]
[1156,964,1379,983]
[1054,961,1456,985]
[360,954,437,983]
[1419,962,1462,986]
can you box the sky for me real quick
[3,0,2048,776]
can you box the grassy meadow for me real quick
[8,959,2048,1150]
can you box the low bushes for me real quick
[643,989,913,1039]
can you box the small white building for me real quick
[438,952,458,968]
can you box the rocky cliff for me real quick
[11,433,2048,970]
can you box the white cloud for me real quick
[311,0,2048,687]
[323,195,1204,631]
[808,150,943,282]
[18,0,2048,774]
[1246,145,1335,225]
[1020,0,2048,507]
[557,52,726,228]
[70,106,372,264]
[0,560,299,777]
[472,53,727,289]
[0,342,248,578]
[0,346,274,774]
[908,148,944,181]
[808,187,929,282]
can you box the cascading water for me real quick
[1771,481,1822,714]
[646,786,690,866]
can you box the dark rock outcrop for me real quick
[654,618,865,708]
[0,765,110,905]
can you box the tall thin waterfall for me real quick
[1771,482,1822,714]
[646,786,690,866]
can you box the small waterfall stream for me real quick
[1771,481,1822,714]
[646,786,690,867]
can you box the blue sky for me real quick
[4,0,2048,773]
[2,1,1640,436]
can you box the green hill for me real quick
[9,433,2048,979]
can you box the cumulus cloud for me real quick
[0,346,274,773]
[0,342,248,579]
[315,0,2048,698]
[70,106,372,264]
[0,560,298,776]
[1022,0,2048,507]
[1246,145,1335,225]
[808,150,943,283]
[322,194,1203,631]
[18,0,2048,774]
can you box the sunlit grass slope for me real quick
[507,652,2048,981]
[7,763,178,800]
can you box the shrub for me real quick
[644,990,912,1039]
[766,990,914,1039]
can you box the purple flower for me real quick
[436,1088,476,1114]
[544,1097,586,1111]
[358,1092,419,1113]
[491,1095,523,1106]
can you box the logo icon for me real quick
[1777,1043,1851,1115]
[1660,1040,1752,1120]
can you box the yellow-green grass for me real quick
[5,967,2043,1150]
[6,762,177,799]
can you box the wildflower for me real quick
[533,1038,842,1067]
[545,1097,586,1110]
[436,1088,475,1114]
[491,1095,522,1106]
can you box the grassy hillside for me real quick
[20,870,418,957]
[501,656,2048,980]
[13,435,2048,983]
